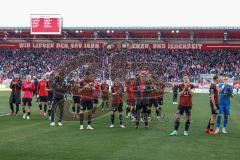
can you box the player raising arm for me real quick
[110,78,125,128]
[21,75,35,120]
[170,74,194,136]
[215,75,234,134]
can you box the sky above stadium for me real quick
[0,0,239,27]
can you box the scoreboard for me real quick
[30,14,62,34]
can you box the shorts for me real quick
[39,96,48,102]
[158,98,163,105]
[102,96,109,101]
[112,103,123,112]
[177,105,192,116]
[80,99,93,110]
[22,98,32,106]
[210,101,219,115]
[218,104,230,115]
[73,96,80,104]
[149,99,158,107]
[127,99,135,106]
[94,98,98,104]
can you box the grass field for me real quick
[0,91,239,160]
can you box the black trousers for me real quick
[51,97,64,123]
[173,93,178,102]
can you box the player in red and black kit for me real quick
[79,71,95,130]
[205,75,219,135]
[170,74,194,136]
[100,81,109,111]
[148,77,163,121]
[110,78,125,128]
[92,79,100,115]
[71,76,81,118]
[37,75,48,117]
[125,77,136,120]
[134,75,151,129]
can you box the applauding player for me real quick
[79,71,95,130]
[21,75,35,120]
[215,75,233,134]
[134,75,151,129]
[37,75,48,117]
[110,78,125,128]
[170,74,194,136]
[71,76,81,118]
[100,81,109,111]
[125,77,136,120]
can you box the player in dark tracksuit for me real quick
[49,74,68,126]
[9,74,22,116]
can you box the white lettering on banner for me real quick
[84,43,100,49]
[19,43,31,48]
[56,43,69,48]
[70,43,83,48]
[130,44,149,49]
[32,43,54,48]
[152,44,166,49]
[168,43,203,49]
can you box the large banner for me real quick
[1,42,240,50]
[0,43,104,49]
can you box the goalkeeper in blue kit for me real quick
[215,75,233,134]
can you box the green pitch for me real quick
[0,91,239,160]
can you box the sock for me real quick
[159,107,162,117]
[126,108,130,115]
[156,109,160,117]
[39,104,42,111]
[119,114,123,125]
[185,120,190,131]
[174,119,180,131]
[145,121,148,127]
[207,118,211,129]
[216,115,221,128]
[148,109,151,117]
[88,113,92,125]
[27,112,31,116]
[16,104,19,114]
[210,123,215,131]
[80,113,84,125]
[72,105,76,113]
[136,121,139,127]
[44,105,47,113]
[101,101,104,109]
[50,108,55,123]
[10,103,14,113]
[111,114,115,125]
[48,109,51,117]
[223,115,229,128]
[106,102,109,109]
[131,108,136,118]
[77,106,80,114]
[23,108,26,114]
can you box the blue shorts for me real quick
[218,104,230,115]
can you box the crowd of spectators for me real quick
[0,48,239,82]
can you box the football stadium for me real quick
[0,0,240,160]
